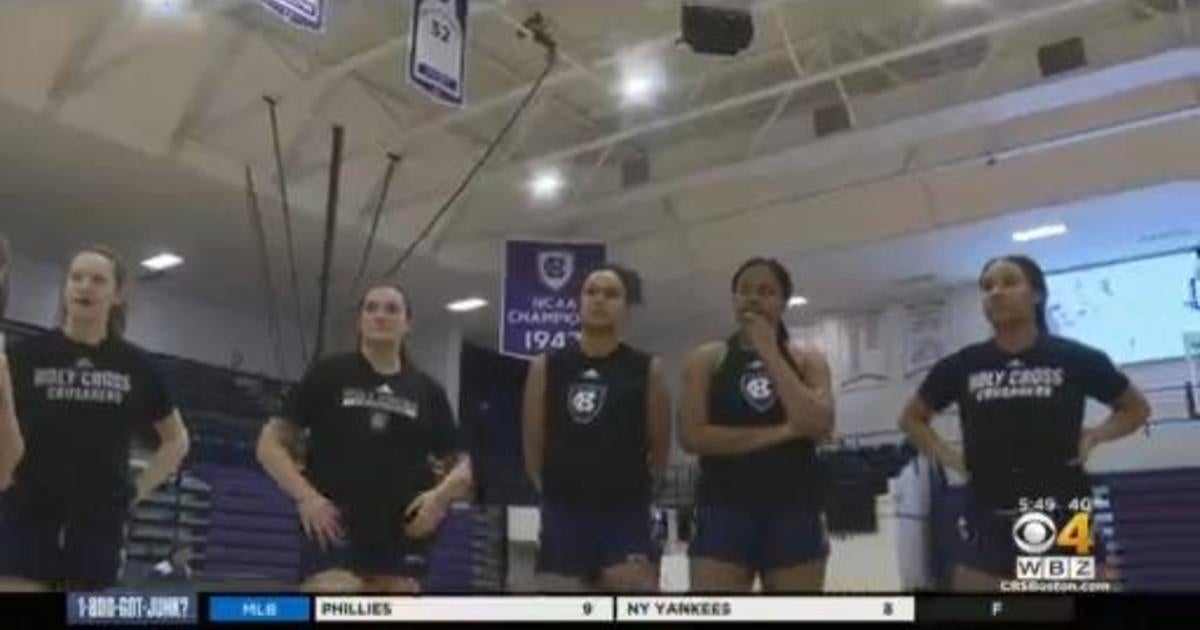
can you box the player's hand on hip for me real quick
[298,494,344,551]
[404,489,449,539]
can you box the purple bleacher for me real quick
[191,463,301,581]
[1100,467,1200,592]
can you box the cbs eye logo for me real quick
[1012,511,1093,555]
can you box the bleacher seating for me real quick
[1095,467,1200,592]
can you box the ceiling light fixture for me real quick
[528,169,565,200]
[141,252,184,272]
[788,296,808,309]
[1012,223,1068,243]
[447,297,488,313]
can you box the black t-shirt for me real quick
[282,353,461,541]
[542,343,652,507]
[919,334,1130,511]
[8,329,174,517]
[699,337,822,506]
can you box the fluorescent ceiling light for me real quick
[621,74,659,106]
[141,0,189,16]
[141,253,184,271]
[788,295,809,308]
[618,52,665,107]
[1012,223,1068,243]
[529,169,565,200]
[447,297,488,313]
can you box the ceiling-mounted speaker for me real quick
[681,4,754,56]
[1038,37,1087,77]
[621,152,651,189]
[813,103,852,138]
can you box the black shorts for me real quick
[536,501,655,581]
[950,491,1109,578]
[0,491,128,589]
[299,529,431,580]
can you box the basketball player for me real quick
[522,264,670,592]
[898,255,1151,591]
[0,236,24,489]
[681,257,834,593]
[257,283,472,593]
[0,246,191,591]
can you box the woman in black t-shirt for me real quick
[898,255,1151,592]
[0,246,191,591]
[681,258,835,593]
[257,283,472,593]
[0,235,23,490]
[522,264,671,592]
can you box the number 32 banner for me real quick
[502,240,606,358]
[409,0,468,107]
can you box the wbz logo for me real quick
[1012,511,1096,581]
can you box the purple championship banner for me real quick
[501,240,606,358]
[259,0,326,32]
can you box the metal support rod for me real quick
[264,96,310,364]
[314,125,345,360]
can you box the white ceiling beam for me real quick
[167,25,252,153]
[47,0,248,111]
[1181,0,1194,40]
[846,26,907,86]
[334,0,1115,238]
[456,7,1190,247]
[469,0,1116,192]
[45,1,129,111]
[294,0,784,176]
[825,38,859,128]
[467,38,609,140]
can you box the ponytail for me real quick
[776,320,801,374]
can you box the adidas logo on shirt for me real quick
[581,369,600,380]
[76,358,94,369]
[1007,359,1024,369]
[377,384,394,395]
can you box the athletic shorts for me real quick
[689,501,830,574]
[950,493,1109,578]
[0,490,128,589]
[536,501,655,581]
[299,530,431,580]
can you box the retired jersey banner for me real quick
[502,240,606,358]
[259,0,326,32]
[409,0,468,107]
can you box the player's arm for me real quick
[646,357,671,472]
[257,418,323,504]
[133,411,190,505]
[680,343,799,456]
[0,348,24,488]
[521,355,548,493]
[759,345,834,441]
[1093,384,1151,442]
[897,396,966,475]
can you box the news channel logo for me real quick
[1012,509,1096,581]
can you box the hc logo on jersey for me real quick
[740,371,776,412]
[567,383,607,425]
[537,251,575,292]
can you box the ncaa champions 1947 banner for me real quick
[501,240,606,358]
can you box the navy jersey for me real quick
[699,337,822,506]
[542,343,651,507]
